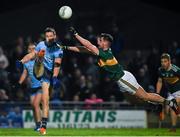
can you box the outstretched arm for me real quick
[20,51,36,64]
[75,35,99,55]
[70,27,99,55]
[62,46,93,54]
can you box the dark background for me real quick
[0,0,180,49]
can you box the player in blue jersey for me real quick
[17,43,42,131]
[17,27,63,135]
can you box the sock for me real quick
[41,117,48,129]
[36,121,41,128]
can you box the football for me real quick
[58,6,72,19]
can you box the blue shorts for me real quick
[30,87,42,96]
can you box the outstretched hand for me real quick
[60,45,68,50]
[69,27,78,35]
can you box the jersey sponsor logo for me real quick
[98,57,118,67]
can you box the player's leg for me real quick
[169,109,177,132]
[118,71,165,103]
[30,90,42,131]
[134,87,179,115]
[168,92,180,132]
[30,95,36,129]
[118,71,179,114]
[39,82,50,135]
[134,87,165,103]
[32,91,42,131]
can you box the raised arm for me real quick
[70,27,99,55]
[61,45,93,54]
[20,51,36,64]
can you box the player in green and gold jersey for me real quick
[156,53,180,132]
[61,27,179,115]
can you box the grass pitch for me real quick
[0,128,179,136]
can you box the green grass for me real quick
[0,128,179,136]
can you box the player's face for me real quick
[45,32,56,44]
[28,45,35,53]
[161,58,171,70]
[97,37,105,48]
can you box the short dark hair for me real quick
[161,53,171,60]
[44,27,56,35]
[98,33,113,43]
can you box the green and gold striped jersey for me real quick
[97,48,124,81]
[158,64,180,93]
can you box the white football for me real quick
[59,6,72,19]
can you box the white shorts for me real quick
[117,70,140,94]
[167,90,180,100]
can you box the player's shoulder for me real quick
[36,41,45,47]
[171,64,180,72]
[98,48,107,55]
[54,42,63,52]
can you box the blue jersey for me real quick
[24,60,41,88]
[35,41,63,71]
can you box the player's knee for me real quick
[32,101,39,108]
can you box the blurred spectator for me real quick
[50,90,62,107]
[50,81,66,107]
[128,50,145,77]
[74,75,90,101]
[68,58,80,74]
[85,24,96,43]
[10,106,23,128]
[109,95,118,109]
[83,56,99,85]
[146,47,160,85]
[0,89,9,101]
[168,41,180,66]
[0,47,9,69]
[110,23,124,58]
[136,67,150,91]
[85,93,103,109]
[72,94,81,109]
[86,75,94,89]
[148,85,156,93]
[13,37,25,59]
[15,88,26,101]
[0,110,9,128]
[0,65,11,94]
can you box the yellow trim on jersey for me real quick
[98,57,118,67]
[163,77,179,84]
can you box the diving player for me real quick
[62,27,179,115]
